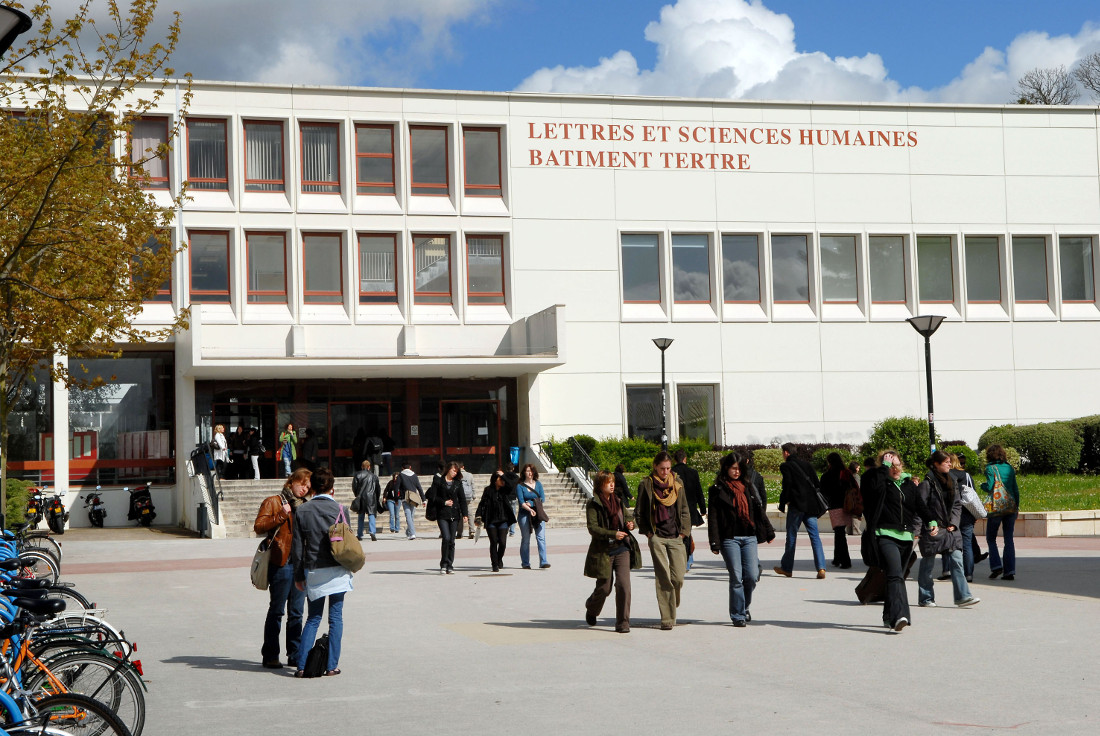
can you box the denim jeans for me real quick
[357,512,376,539]
[779,509,826,572]
[297,592,345,673]
[404,502,418,538]
[986,512,1017,575]
[918,549,972,604]
[261,561,304,664]
[281,451,292,477]
[438,518,459,569]
[517,513,547,567]
[960,521,976,578]
[386,499,401,533]
[719,536,759,622]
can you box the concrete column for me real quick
[51,356,69,497]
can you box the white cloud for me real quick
[517,0,1100,104]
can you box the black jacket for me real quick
[613,470,632,505]
[707,480,775,548]
[428,475,469,521]
[820,467,853,510]
[861,466,919,534]
[778,455,819,514]
[672,462,706,526]
[475,484,517,526]
[914,472,963,556]
[352,469,381,514]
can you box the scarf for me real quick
[720,477,753,527]
[603,491,625,531]
[281,486,304,510]
[651,474,679,506]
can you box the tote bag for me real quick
[985,466,1018,517]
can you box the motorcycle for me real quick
[126,482,156,527]
[45,492,69,534]
[83,486,107,528]
[24,486,45,527]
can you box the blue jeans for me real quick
[297,592,345,673]
[779,510,826,572]
[261,561,304,664]
[281,450,293,477]
[719,536,759,622]
[357,512,376,539]
[986,512,1017,575]
[438,518,459,569]
[386,499,401,533]
[404,502,418,538]
[518,513,547,567]
[960,520,976,578]
[918,549,972,604]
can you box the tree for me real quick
[1073,52,1100,101]
[0,0,191,522]
[1012,65,1080,105]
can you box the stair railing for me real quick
[568,436,600,485]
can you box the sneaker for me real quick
[919,601,937,608]
[893,617,909,632]
[966,576,973,583]
[1001,574,1014,581]
[989,569,1002,579]
[439,567,445,574]
[408,535,417,541]
[957,597,981,607]
[773,566,792,578]
[446,566,454,575]
[936,573,951,581]
[745,611,751,622]
[816,569,826,579]
[540,563,552,569]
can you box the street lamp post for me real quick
[906,315,945,454]
[652,338,674,451]
[0,4,33,58]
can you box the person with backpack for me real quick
[292,467,353,677]
[774,443,827,579]
[397,461,425,540]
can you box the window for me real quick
[721,234,760,303]
[355,125,395,195]
[413,234,452,304]
[621,234,660,303]
[1060,236,1095,302]
[136,232,172,303]
[964,236,1000,302]
[463,127,501,197]
[246,232,287,304]
[869,236,906,303]
[671,234,711,303]
[771,234,809,303]
[1012,237,1048,302]
[677,385,716,443]
[189,231,230,303]
[300,122,340,193]
[130,116,169,189]
[186,118,228,191]
[466,235,505,305]
[626,386,663,444]
[820,235,858,303]
[358,234,398,304]
[917,236,954,302]
[410,126,449,196]
[302,233,343,304]
[244,120,284,192]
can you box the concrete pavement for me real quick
[58,526,1100,734]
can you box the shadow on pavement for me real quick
[162,655,267,673]
[967,555,1100,599]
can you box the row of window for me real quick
[146,231,506,308]
[131,118,503,199]
[626,384,718,445]
[622,232,1097,307]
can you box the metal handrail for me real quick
[568,436,600,483]
[535,440,555,471]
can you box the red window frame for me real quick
[130,116,170,190]
[186,117,228,191]
[409,125,450,197]
[138,230,173,304]
[413,233,453,304]
[462,126,502,197]
[245,231,288,304]
[964,236,1001,304]
[465,234,506,304]
[188,230,231,303]
[357,233,399,304]
[300,122,341,194]
[917,236,956,304]
[302,232,344,304]
[243,119,285,192]
[355,124,395,195]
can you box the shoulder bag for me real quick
[329,506,365,573]
[250,527,278,590]
[959,475,987,519]
[985,466,1018,517]
[402,475,421,507]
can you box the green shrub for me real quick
[629,456,654,473]
[690,450,722,476]
[573,434,597,456]
[866,416,939,473]
[811,447,853,473]
[668,437,712,460]
[753,448,783,474]
[1073,416,1100,473]
[943,444,980,475]
[5,479,31,527]
[978,424,1018,451]
[1013,422,1083,474]
[591,436,660,471]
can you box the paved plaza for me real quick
[62,526,1100,734]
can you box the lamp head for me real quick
[652,337,674,351]
[0,4,33,58]
[906,315,945,338]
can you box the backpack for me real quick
[302,634,329,678]
[329,506,365,573]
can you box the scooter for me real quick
[83,486,107,528]
[126,482,156,527]
[45,492,69,534]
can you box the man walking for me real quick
[774,443,827,579]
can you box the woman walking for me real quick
[860,449,920,632]
[982,444,1020,581]
[475,470,517,572]
[516,464,550,569]
[278,423,298,477]
[707,453,775,627]
[583,470,641,633]
[292,467,352,677]
[915,451,980,609]
[428,461,468,574]
[948,453,987,582]
[635,451,691,630]
[253,468,310,669]
[820,452,855,569]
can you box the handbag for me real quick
[302,634,329,678]
[250,530,277,590]
[985,466,1017,517]
[960,480,987,519]
[329,506,365,573]
[843,482,864,517]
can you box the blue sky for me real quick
[54,0,1100,103]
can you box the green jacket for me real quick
[584,493,642,579]
[278,430,298,460]
[634,474,691,538]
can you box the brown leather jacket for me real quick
[254,494,294,567]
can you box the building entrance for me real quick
[441,400,500,473]
[328,402,392,477]
[212,402,277,478]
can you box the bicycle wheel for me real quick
[25,533,63,564]
[24,651,145,736]
[29,692,133,735]
[40,614,131,658]
[46,585,93,611]
[18,549,60,584]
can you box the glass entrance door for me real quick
[329,402,391,477]
[440,400,500,474]
[213,402,278,478]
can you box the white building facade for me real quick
[11,81,1100,529]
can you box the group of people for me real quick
[211,422,320,480]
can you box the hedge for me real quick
[5,479,31,527]
[866,416,940,473]
[977,416,1098,474]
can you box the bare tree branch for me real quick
[1073,52,1100,101]
[1012,65,1080,105]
